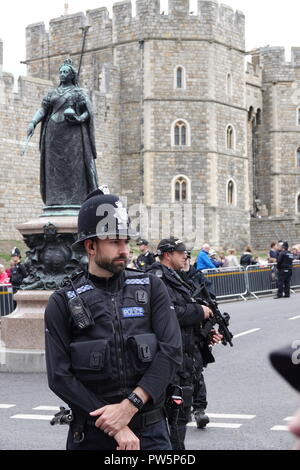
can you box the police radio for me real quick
[68,281,95,330]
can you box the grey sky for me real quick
[1,0,300,79]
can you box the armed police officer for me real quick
[275,241,294,298]
[45,189,182,451]
[148,238,221,450]
[136,239,156,271]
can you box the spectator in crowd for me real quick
[225,249,239,267]
[277,241,284,253]
[291,246,300,260]
[219,252,226,265]
[268,241,279,263]
[135,239,156,271]
[0,265,10,284]
[240,246,258,268]
[196,244,216,270]
[5,259,15,281]
[10,247,27,293]
[127,249,137,269]
[209,250,224,268]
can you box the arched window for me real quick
[256,108,262,125]
[177,67,183,88]
[226,125,235,150]
[226,73,232,99]
[171,175,191,203]
[297,194,300,214]
[171,119,190,146]
[227,179,236,206]
[297,148,300,167]
[297,108,300,126]
[175,177,187,201]
[174,65,186,89]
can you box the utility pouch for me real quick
[127,333,158,363]
[181,385,193,408]
[70,339,111,381]
[126,333,158,375]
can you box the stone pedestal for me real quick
[0,290,52,372]
[17,215,86,290]
[0,214,85,372]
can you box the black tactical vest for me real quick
[62,271,158,399]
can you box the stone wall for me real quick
[0,74,50,239]
[254,47,300,218]
[5,1,300,250]
[250,217,300,250]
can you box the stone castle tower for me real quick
[1,0,300,249]
[246,48,300,248]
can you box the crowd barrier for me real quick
[202,267,248,300]
[202,263,300,300]
[245,264,277,298]
[291,262,300,289]
[0,284,14,316]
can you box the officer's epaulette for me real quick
[124,268,145,275]
[124,268,151,285]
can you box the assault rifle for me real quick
[192,282,234,347]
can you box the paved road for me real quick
[0,293,299,450]
[186,293,300,450]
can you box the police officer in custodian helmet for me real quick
[45,189,182,450]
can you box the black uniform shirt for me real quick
[10,262,27,288]
[136,252,156,271]
[277,251,294,270]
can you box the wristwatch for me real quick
[127,392,144,411]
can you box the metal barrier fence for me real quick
[202,263,300,299]
[245,264,277,298]
[291,262,300,289]
[0,284,14,316]
[202,267,248,300]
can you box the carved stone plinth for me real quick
[1,290,52,349]
[0,215,85,372]
[0,290,52,372]
[17,215,86,290]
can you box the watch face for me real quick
[128,392,143,410]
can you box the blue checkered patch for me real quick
[125,278,150,285]
[66,284,94,299]
[122,307,145,318]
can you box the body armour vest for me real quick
[62,271,157,400]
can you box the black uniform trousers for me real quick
[277,270,292,297]
[67,418,171,450]
[193,371,208,411]
[192,349,207,411]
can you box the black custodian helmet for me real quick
[73,188,138,246]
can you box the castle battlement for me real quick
[258,47,300,82]
[0,38,3,73]
[25,0,245,72]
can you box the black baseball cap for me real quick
[157,238,187,256]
